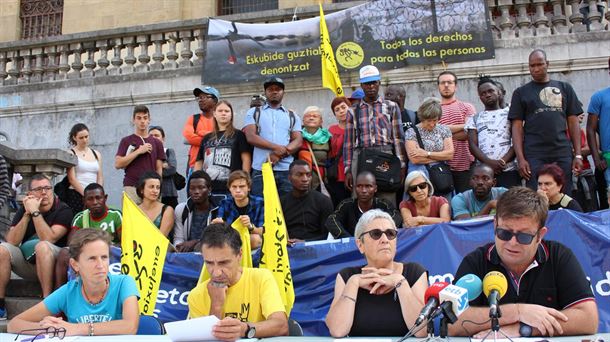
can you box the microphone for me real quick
[414,282,449,326]
[455,273,483,301]
[438,284,470,319]
[482,271,508,318]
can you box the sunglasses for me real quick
[408,182,428,193]
[495,227,538,245]
[359,228,398,240]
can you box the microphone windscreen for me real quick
[482,271,508,299]
[456,274,483,301]
[424,281,449,303]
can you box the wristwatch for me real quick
[31,211,41,217]
[244,323,256,338]
[427,151,431,157]
[519,322,532,337]
[575,154,583,159]
[248,224,255,233]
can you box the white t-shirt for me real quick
[465,107,516,171]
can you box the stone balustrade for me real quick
[0,0,608,87]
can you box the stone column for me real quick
[584,0,604,31]
[43,46,59,82]
[515,0,533,38]
[19,49,32,85]
[30,48,44,83]
[0,52,7,85]
[550,0,569,34]
[122,36,137,74]
[69,43,83,79]
[194,28,205,65]
[150,33,165,71]
[532,0,551,36]
[136,35,151,72]
[109,38,123,75]
[568,0,587,32]
[82,42,97,78]
[6,51,20,85]
[179,30,194,68]
[57,44,71,80]
[96,40,110,76]
[165,33,179,69]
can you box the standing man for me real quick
[437,71,477,193]
[244,76,302,197]
[385,84,419,133]
[449,187,598,337]
[509,49,583,194]
[183,86,220,176]
[115,105,165,203]
[187,223,288,340]
[0,174,73,317]
[466,77,520,188]
[587,56,610,208]
[344,65,406,204]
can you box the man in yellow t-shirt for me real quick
[187,223,288,341]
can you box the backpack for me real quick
[253,106,296,134]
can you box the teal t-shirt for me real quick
[451,187,508,219]
[43,274,139,324]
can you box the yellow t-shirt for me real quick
[187,267,286,322]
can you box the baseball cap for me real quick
[349,88,364,101]
[263,76,285,90]
[359,65,381,83]
[193,86,220,100]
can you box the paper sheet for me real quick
[164,315,220,342]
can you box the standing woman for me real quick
[137,171,175,237]
[149,126,179,208]
[327,97,351,207]
[195,100,251,202]
[298,106,331,191]
[66,123,103,214]
[8,229,139,336]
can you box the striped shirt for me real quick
[440,99,476,171]
[343,98,406,170]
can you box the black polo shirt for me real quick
[11,197,73,247]
[454,240,595,310]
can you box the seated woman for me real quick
[8,229,139,336]
[400,171,451,228]
[325,209,428,337]
[537,163,583,212]
[137,171,175,237]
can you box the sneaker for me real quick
[0,307,6,320]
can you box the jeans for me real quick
[251,169,292,198]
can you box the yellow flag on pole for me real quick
[259,162,295,315]
[120,193,169,315]
[195,218,253,285]
[320,4,343,96]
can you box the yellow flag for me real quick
[120,193,169,315]
[259,162,295,315]
[196,218,253,285]
[320,4,343,96]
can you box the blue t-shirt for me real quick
[243,104,302,171]
[451,187,508,219]
[43,274,139,324]
[587,87,610,152]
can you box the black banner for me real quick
[203,0,494,84]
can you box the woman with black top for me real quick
[537,163,583,212]
[326,209,428,337]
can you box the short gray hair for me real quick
[354,209,396,239]
[303,105,322,117]
[417,97,442,121]
[404,170,434,200]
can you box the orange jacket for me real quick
[182,113,214,168]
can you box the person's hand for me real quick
[404,217,420,228]
[23,195,41,214]
[211,217,224,224]
[362,267,405,295]
[207,280,228,308]
[175,240,198,253]
[593,156,608,172]
[40,316,77,335]
[517,303,567,337]
[269,153,281,165]
[488,199,498,209]
[136,143,152,155]
[485,159,505,174]
[517,158,531,180]
[239,215,251,228]
[408,147,428,159]
[345,171,353,191]
[572,157,583,175]
[473,323,520,339]
[212,317,247,342]
[271,145,288,158]
[287,238,304,247]
[537,189,549,202]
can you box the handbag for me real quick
[173,172,186,190]
[326,144,342,182]
[413,126,454,195]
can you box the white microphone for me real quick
[438,284,470,319]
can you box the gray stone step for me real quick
[6,278,42,298]
[0,319,7,333]
[6,297,41,319]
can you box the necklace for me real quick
[82,277,109,306]
[75,147,88,157]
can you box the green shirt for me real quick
[71,208,122,244]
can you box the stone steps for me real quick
[1,277,44,333]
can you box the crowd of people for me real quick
[0,48,608,340]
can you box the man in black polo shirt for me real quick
[449,187,597,338]
[325,171,400,236]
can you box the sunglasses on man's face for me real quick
[408,182,428,193]
[495,227,538,245]
[359,228,398,240]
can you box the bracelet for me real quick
[88,322,94,336]
[395,277,406,290]
[248,223,255,232]
[341,294,357,303]
[575,154,583,159]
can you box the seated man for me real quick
[280,160,338,243]
[212,170,264,248]
[325,171,401,236]
[54,183,122,288]
[451,164,507,220]
[0,174,72,318]
[187,223,288,340]
[174,171,218,252]
[449,187,598,338]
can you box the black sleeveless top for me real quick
[339,262,427,336]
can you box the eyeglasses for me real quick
[359,228,398,240]
[439,80,455,85]
[495,227,538,245]
[30,186,53,194]
[14,327,66,341]
[198,94,216,100]
[408,182,428,193]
